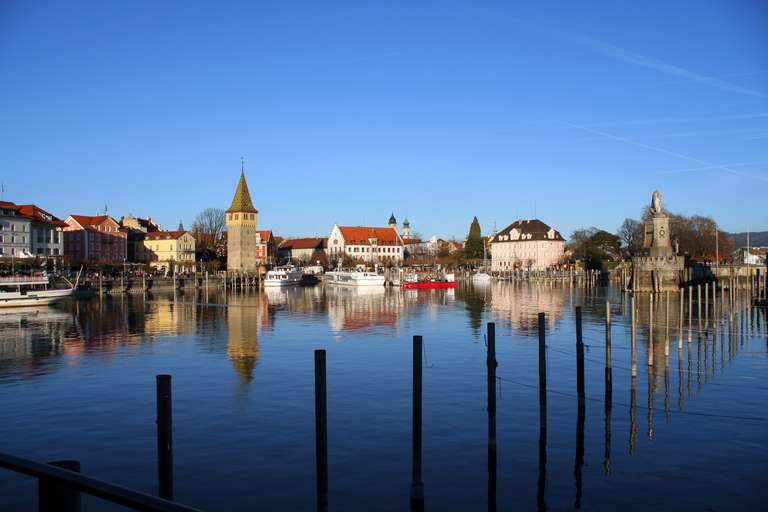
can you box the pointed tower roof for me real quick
[227,171,258,213]
[388,213,397,225]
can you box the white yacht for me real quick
[263,265,303,287]
[0,272,78,308]
[325,269,386,287]
[471,272,492,284]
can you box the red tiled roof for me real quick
[69,215,113,227]
[338,226,402,246]
[17,205,67,227]
[256,230,273,242]
[145,230,188,241]
[279,237,326,250]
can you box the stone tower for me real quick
[226,170,258,272]
[388,213,397,230]
[402,218,411,239]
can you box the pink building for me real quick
[490,219,566,271]
[64,215,127,263]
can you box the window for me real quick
[234,214,239,220]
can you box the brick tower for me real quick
[226,169,258,272]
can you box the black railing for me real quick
[0,373,202,512]
[0,451,202,512]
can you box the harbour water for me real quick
[0,283,766,511]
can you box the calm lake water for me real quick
[0,282,766,511]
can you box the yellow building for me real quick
[142,230,196,272]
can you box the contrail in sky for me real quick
[562,122,768,183]
[513,19,768,98]
[585,112,768,127]
[660,161,768,174]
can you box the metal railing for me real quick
[0,374,203,512]
[0,452,202,512]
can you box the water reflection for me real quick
[487,282,565,335]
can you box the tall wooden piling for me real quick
[664,291,670,358]
[688,286,693,343]
[537,312,547,512]
[649,294,654,366]
[314,350,329,512]
[487,323,497,512]
[156,374,173,501]
[410,336,424,510]
[604,300,612,476]
[39,460,81,512]
[575,306,585,398]
[538,313,547,427]
[678,290,684,350]
[631,296,637,377]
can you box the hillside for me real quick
[730,231,768,247]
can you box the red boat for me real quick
[403,280,457,290]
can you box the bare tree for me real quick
[618,218,643,255]
[192,208,226,252]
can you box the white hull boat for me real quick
[0,271,79,308]
[325,270,385,287]
[263,266,303,287]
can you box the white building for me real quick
[490,219,566,271]
[327,224,404,265]
[0,201,66,259]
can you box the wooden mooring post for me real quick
[575,306,585,399]
[537,312,547,512]
[604,301,612,476]
[630,296,637,377]
[314,349,329,512]
[486,323,497,512]
[410,336,424,511]
[156,374,173,501]
[39,460,81,512]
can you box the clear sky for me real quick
[1,1,766,240]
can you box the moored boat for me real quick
[0,271,79,308]
[325,269,385,287]
[403,271,456,290]
[263,265,303,287]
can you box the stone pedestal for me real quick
[631,191,684,292]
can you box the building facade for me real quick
[0,201,66,259]
[120,214,161,263]
[226,170,259,272]
[63,215,127,263]
[278,237,327,264]
[142,230,196,272]
[327,224,404,265]
[256,230,277,265]
[490,219,566,271]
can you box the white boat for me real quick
[472,272,492,283]
[0,272,78,308]
[325,270,386,287]
[263,265,303,287]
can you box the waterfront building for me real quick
[327,224,404,265]
[142,229,196,272]
[732,247,767,266]
[256,229,277,265]
[489,219,566,271]
[120,214,161,262]
[226,170,259,273]
[0,201,66,259]
[63,214,127,263]
[278,237,327,264]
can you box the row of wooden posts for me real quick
[92,271,263,296]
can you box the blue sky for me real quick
[1,1,766,239]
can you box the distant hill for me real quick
[730,231,768,247]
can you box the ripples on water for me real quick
[0,282,766,511]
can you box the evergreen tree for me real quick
[464,216,484,259]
